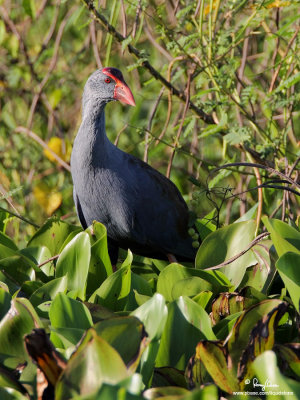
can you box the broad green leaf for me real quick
[156,297,215,370]
[0,231,18,251]
[192,291,213,309]
[213,312,242,340]
[171,276,213,300]
[89,263,131,311]
[251,351,300,398]
[56,232,91,300]
[125,272,153,311]
[152,367,187,388]
[0,287,11,320]
[19,246,53,276]
[55,329,129,399]
[131,293,168,341]
[131,294,168,386]
[262,217,300,257]
[0,255,35,285]
[196,220,256,288]
[0,244,17,260]
[79,382,144,399]
[28,218,79,256]
[86,222,112,295]
[239,240,273,293]
[29,276,67,307]
[94,316,146,368]
[49,293,93,346]
[0,298,41,361]
[157,263,232,302]
[276,252,300,312]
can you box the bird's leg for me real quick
[167,253,178,264]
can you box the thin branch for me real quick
[27,6,76,129]
[204,232,270,271]
[166,72,192,178]
[269,26,300,93]
[37,254,60,269]
[90,19,102,68]
[144,88,164,162]
[0,206,40,229]
[81,0,214,124]
[212,162,300,191]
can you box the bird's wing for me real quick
[121,153,193,255]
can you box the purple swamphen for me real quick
[71,67,197,264]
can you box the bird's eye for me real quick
[105,78,111,83]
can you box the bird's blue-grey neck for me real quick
[73,95,112,168]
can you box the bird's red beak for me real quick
[102,68,136,106]
[114,81,136,106]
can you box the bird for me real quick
[71,67,197,265]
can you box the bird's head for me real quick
[83,67,136,107]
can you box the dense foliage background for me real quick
[0,0,299,399]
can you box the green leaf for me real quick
[27,218,79,256]
[29,276,67,307]
[262,217,300,257]
[20,246,53,276]
[0,255,35,285]
[131,293,167,342]
[251,351,300,398]
[55,329,129,399]
[56,232,91,300]
[171,276,213,300]
[196,220,257,288]
[276,252,300,312]
[157,263,232,302]
[89,263,131,311]
[86,222,112,295]
[0,287,11,320]
[156,297,215,370]
[94,316,146,368]
[0,298,41,361]
[131,293,168,386]
[0,231,18,251]
[49,293,93,346]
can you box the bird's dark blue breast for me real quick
[72,140,196,261]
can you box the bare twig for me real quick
[212,162,300,191]
[132,0,142,38]
[114,124,128,146]
[166,72,192,178]
[37,255,60,269]
[90,19,102,68]
[269,26,300,93]
[204,232,270,271]
[27,6,76,129]
[144,88,164,162]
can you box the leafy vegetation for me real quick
[0,0,299,399]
